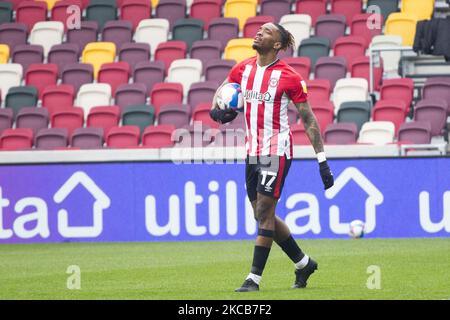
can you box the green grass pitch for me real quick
[0,238,449,300]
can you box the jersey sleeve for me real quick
[227,60,246,84]
[286,73,308,104]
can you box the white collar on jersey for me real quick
[256,58,279,69]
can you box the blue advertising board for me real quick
[0,158,449,243]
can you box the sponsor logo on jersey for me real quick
[244,90,272,103]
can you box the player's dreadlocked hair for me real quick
[274,23,295,52]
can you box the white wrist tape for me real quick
[317,152,327,163]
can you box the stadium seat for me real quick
[315,14,347,46]
[205,59,236,82]
[0,109,13,135]
[48,44,80,77]
[310,100,334,134]
[86,105,121,136]
[350,56,383,91]
[304,79,332,103]
[372,99,407,135]
[330,0,362,25]
[122,105,155,134]
[115,83,147,112]
[76,83,112,117]
[155,41,187,75]
[0,2,13,25]
[86,0,117,31]
[398,121,432,144]
[25,63,58,99]
[12,45,44,74]
[324,122,358,144]
[243,16,274,38]
[71,127,105,149]
[385,12,419,46]
[367,0,399,21]
[155,0,186,31]
[98,62,131,96]
[287,104,299,124]
[167,59,203,95]
[358,121,395,145]
[107,125,141,148]
[102,21,134,51]
[0,64,23,100]
[208,17,240,51]
[35,128,68,149]
[0,44,9,64]
[157,104,191,128]
[29,21,65,57]
[119,43,151,73]
[295,0,327,26]
[401,0,435,21]
[5,86,38,118]
[0,128,34,150]
[51,0,84,31]
[379,78,414,114]
[192,103,220,128]
[337,101,371,132]
[67,21,99,53]
[279,14,312,50]
[224,0,257,31]
[120,0,152,31]
[190,40,222,72]
[298,37,330,68]
[180,123,213,147]
[351,13,383,47]
[224,38,254,63]
[42,84,76,117]
[0,23,28,52]
[142,124,176,148]
[172,19,204,51]
[50,107,84,137]
[82,42,116,79]
[333,36,367,69]
[150,82,184,115]
[16,107,49,136]
[61,63,94,94]
[414,99,447,137]
[260,0,291,23]
[16,1,47,33]
[283,57,311,80]
[37,0,60,10]
[314,56,347,90]
[369,35,402,77]
[133,61,165,93]
[188,81,217,110]
[134,19,170,55]
[333,78,368,114]
[190,0,221,31]
[422,77,450,113]
[291,122,309,145]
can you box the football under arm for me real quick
[211,78,230,110]
[294,101,325,154]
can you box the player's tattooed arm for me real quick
[295,101,324,153]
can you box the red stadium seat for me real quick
[42,84,76,116]
[155,41,187,75]
[372,99,407,135]
[192,103,220,129]
[142,124,176,148]
[295,0,327,26]
[330,0,362,25]
[283,57,311,80]
[150,82,184,115]
[106,125,141,148]
[25,63,59,99]
[51,107,85,137]
[16,1,47,33]
[351,13,383,47]
[0,128,33,150]
[291,122,309,145]
[51,0,84,32]
[190,0,222,30]
[98,62,131,96]
[310,100,335,135]
[305,79,331,102]
[87,105,121,136]
[120,0,152,31]
[380,78,414,115]
[350,56,383,91]
[333,36,367,69]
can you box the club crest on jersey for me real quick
[269,78,279,88]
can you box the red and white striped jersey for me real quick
[227,56,308,158]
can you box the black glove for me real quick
[319,161,334,190]
[209,108,238,124]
